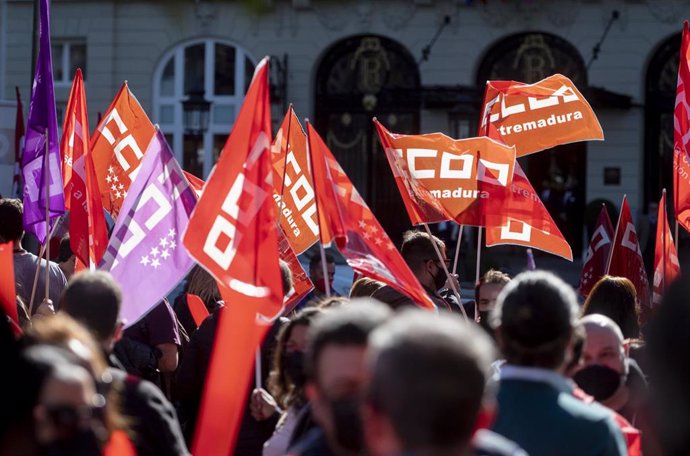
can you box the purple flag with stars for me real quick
[100,130,196,326]
[22,0,64,244]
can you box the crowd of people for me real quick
[2,194,690,456]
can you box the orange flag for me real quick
[60,69,108,268]
[306,122,436,310]
[183,170,205,198]
[374,119,516,225]
[90,82,155,219]
[653,190,680,306]
[674,21,690,232]
[483,163,573,260]
[0,242,18,328]
[479,74,603,157]
[182,57,283,456]
[606,196,650,308]
[271,107,320,254]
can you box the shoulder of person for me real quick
[471,429,528,456]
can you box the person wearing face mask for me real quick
[295,254,340,312]
[249,308,323,456]
[475,269,511,338]
[288,299,392,456]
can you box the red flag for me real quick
[278,228,314,313]
[306,122,436,310]
[0,242,18,328]
[578,205,615,297]
[674,21,690,232]
[271,108,320,254]
[90,82,156,218]
[186,293,210,328]
[653,190,681,305]
[374,119,516,225]
[479,74,603,156]
[12,87,25,197]
[183,170,205,197]
[182,58,282,456]
[606,196,650,308]
[483,163,573,260]
[60,69,108,267]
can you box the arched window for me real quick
[153,39,255,177]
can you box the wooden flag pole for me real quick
[452,224,464,275]
[255,348,262,390]
[44,128,50,304]
[422,223,468,319]
[475,227,483,283]
[28,242,46,315]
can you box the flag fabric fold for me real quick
[653,190,680,306]
[606,196,650,308]
[182,57,283,456]
[0,242,18,328]
[13,87,25,198]
[99,131,197,326]
[90,82,156,219]
[279,228,314,312]
[578,205,614,297]
[674,20,690,232]
[306,122,436,310]
[60,69,108,268]
[21,0,64,244]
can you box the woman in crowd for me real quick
[250,308,323,456]
[582,276,640,339]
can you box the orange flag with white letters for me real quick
[653,190,680,306]
[60,69,108,268]
[90,82,156,218]
[271,108,320,254]
[479,74,603,157]
[673,21,690,232]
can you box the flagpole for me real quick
[452,224,464,275]
[475,227,483,283]
[28,242,46,315]
[255,348,262,390]
[304,119,331,298]
[606,195,625,274]
[43,128,50,303]
[422,223,468,319]
[278,105,293,201]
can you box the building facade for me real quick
[0,0,684,255]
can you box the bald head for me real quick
[579,314,625,373]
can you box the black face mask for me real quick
[431,266,447,291]
[573,364,623,402]
[283,350,306,389]
[330,397,364,456]
[38,429,103,456]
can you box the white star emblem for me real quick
[363,231,371,240]
[159,237,169,248]
[358,220,367,229]
[150,246,159,257]
[140,255,149,266]
[151,258,161,269]
[118,183,124,190]
[106,175,113,183]
[386,242,396,251]
[374,238,383,246]
[108,166,115,174]
[111,184,117,192]
[169,240,176,250]
[367,225,379,235]
[112,175,119,183]
[160,249,170,260]
[168,228,176,237]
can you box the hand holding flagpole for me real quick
[422,223,467,319]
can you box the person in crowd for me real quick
[348,277,384,298]
[0,198,67,314]
[289,299,392,456]
[490,270,627,456]
[173,265,222,339]
[582,276,640,340]
[575,314,648,425]
[646,279,690,456]
[296,253,339,311]
[56,236,76,281]
[249,308,323,456]
[59,271,190,456]
[372,230,460,312]
[476,269,511,337]
[363,308,527,456]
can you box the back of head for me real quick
[309,252,335,271]
[580,313,624,342]
[306,298,391,381]
[400,230,444,273]
[367,309,495,452]
[186,265,221,309]
[493,270,578,370]
[279,259,293,297]
[582,276,639,339]
[57,236,74,263]
[0,198,24,243]
[349,277,384,298]
[59,271,122,343]
[475,269,511,297]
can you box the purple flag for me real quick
[100,131,196,326]
[21,0,64,244]
[526,248,536,271]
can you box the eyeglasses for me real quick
[45,396,106,437]
[427,258,452,267]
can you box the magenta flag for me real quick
[100,131,197,326]
[21,0,64,244]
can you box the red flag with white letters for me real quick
[306,122,436,310]
[653,190,680,306]
[606,196,650,308]
[60,69,108,267]
[578,205,614,297]
[674,21,690,232]
[183,58,283,456]
[90,82,156,218]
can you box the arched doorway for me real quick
[315,35,421,244]
[644,33,680,211]
[476,32,588,256]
